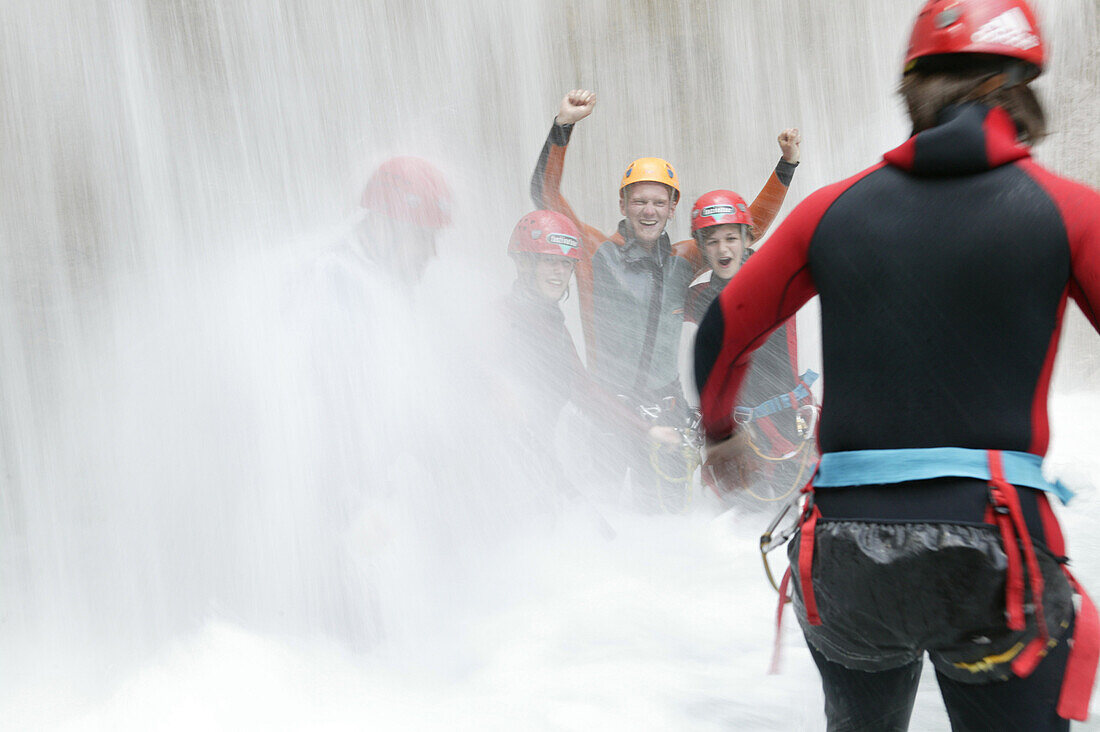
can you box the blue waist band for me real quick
[815,447,1073,505]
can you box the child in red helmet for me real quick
[695,0,1099,727]
[683,188,816,503]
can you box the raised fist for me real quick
[778,128,801,164]
[556,89,596,126]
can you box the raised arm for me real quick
[748,128,801,240]
[530,91,604,248]
[530,90,611,361]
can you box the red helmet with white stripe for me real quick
[905,0,1044,76]
[690,190,754,237]
[508,210,583,261]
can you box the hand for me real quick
[702,430,753,490]
[778,128,801,164]
[556,89,596,126]
[647,425,683,446]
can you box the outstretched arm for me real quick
[529,90,609,363]
[748,128,801,241]
[530,90,598,238]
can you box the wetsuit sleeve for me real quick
[694,187,824,441]
[1066,196,1100,333]
[530,119,610,361]
[1018,161,1100,333]
[530,120,607,259]
[672,238,706,274]
[748,160,798,240]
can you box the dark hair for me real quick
[900,55,1046,144]
[692,223,754,246]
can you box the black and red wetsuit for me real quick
[696,104,1098,450]
[695,104,1100,728]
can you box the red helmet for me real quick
[361,156,452,229]
[690,190,754,236]
[508,210,582,261]
[905,0,1044,75]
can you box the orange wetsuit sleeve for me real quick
[672,238,705,273]
[748,159,799,240]
[530,120,609,362]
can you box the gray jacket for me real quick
[591,221,695,400]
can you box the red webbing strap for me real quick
[799,502,822,626]
[988,451,1049,677]
[1037,493,1100,721]
[989,489,1027,630]
[769,567,793,675]
[1058,572,1100,721]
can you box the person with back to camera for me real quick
[694,0,1100,728]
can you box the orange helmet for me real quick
[619,157,680,201]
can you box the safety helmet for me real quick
[619,157,680,202]
[690,190,754,237]
[360,156,452,229]
[508,210,583,261]
[904,0,1044,77]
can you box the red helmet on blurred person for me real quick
[361,156,452,229]
[508,210,583,261]
[905,0,1044,77]
[690,190,754,238]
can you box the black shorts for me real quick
[787,479,1075,683]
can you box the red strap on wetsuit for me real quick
[1059,573,1100,721]
[798,496,822,626]
[986,450,1049,677]
[1036,496,1100,721]
[769,567,793,675]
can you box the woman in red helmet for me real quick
[695,0,1099,728]
[498,210,679,480]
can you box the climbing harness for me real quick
[635,397,702,514]
[708,371,819,504]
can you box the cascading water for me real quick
[2,1,1098,729]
